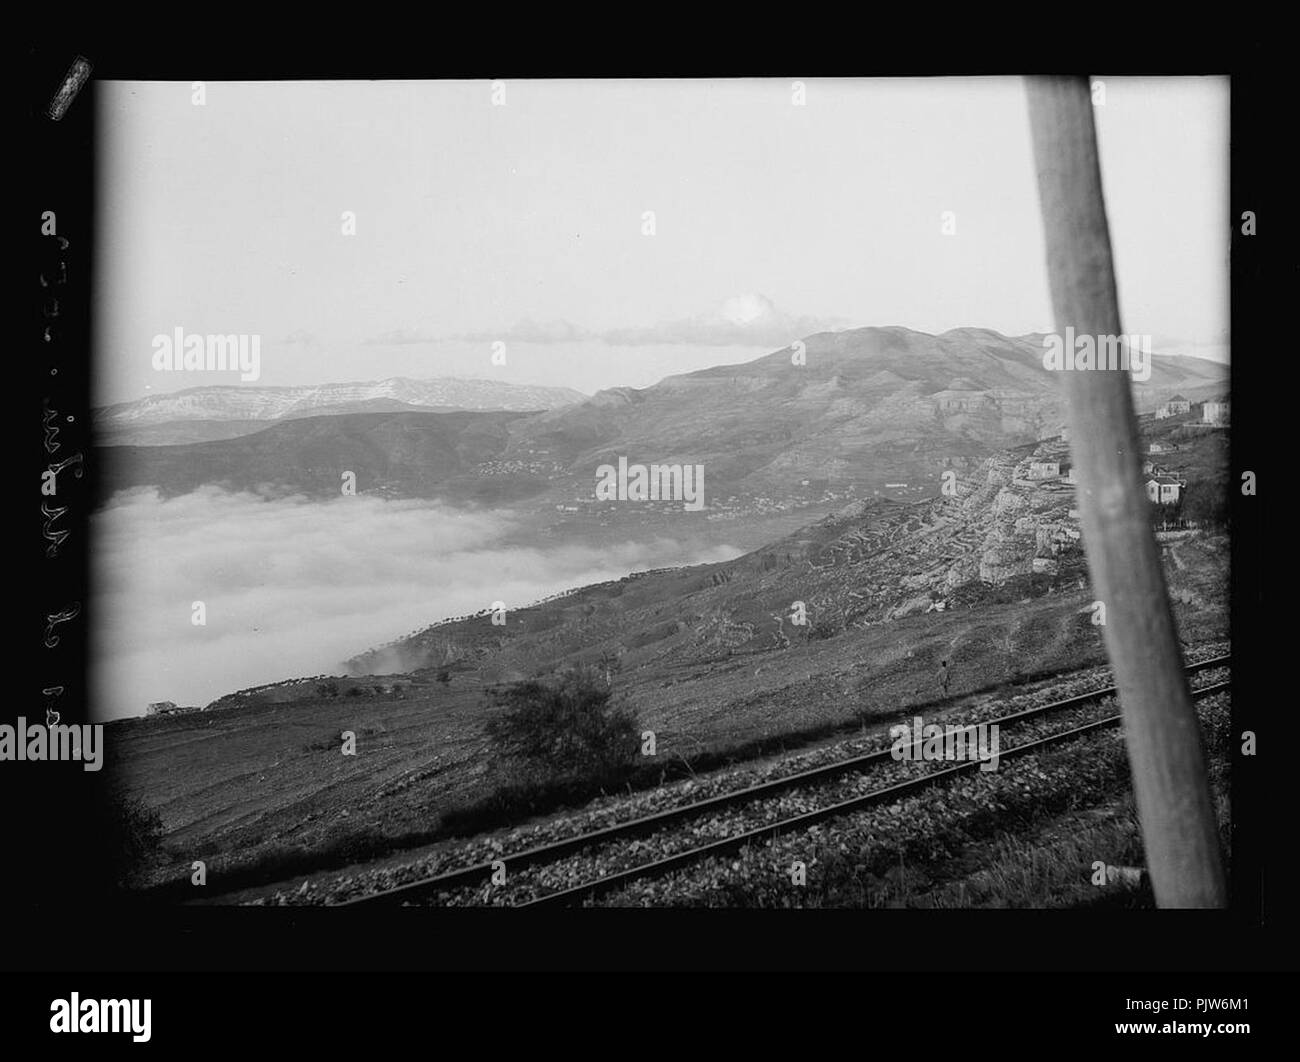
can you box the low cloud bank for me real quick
[91,487,741,720]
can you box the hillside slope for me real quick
[343,422,1228,692]
[109,431,1229,892]
[96,327,1227,515]
[95,375,585,428]
[96,410,541,504]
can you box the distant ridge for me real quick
[95,376,587,430]
[96,327,1228,503]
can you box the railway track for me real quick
[338,655,1230,908]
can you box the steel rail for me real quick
[338,656,1229,907]
[518,679,1230,907]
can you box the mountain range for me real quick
[302,421,1222,700]
[96,327,1227,527]
[94,377,586,446]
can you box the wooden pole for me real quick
[1025,76,1226,908]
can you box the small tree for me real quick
[808,610,845,640]
[484,666,640,783]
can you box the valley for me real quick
[93,325,1230,905]
[103,424,1229,900]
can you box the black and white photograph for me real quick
[84,75,1237,910]
[11,35,1285,1041]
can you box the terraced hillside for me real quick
[345,437,1089,680]
[107,431,1228,896]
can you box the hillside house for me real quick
[1203,400,1230,427]
[935,393,986,414]
[1155,394,1191,419]
[1028,459,1060,480]
[1062,464,1076,484]
[1145,475,1183,505]
[1148,441,1176,454]
[146,701,202,717]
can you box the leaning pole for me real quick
[1024,75,1226,907]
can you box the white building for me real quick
[1145,475,1182,505]
[1156,394,1191,419]
[1203,400,1230,427]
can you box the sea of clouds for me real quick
[91,487,742,721]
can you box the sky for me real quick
[95,76,1229,405]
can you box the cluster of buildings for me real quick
[1018,449,1077,487]
[1154,394,1230,426]
[1142,458,1187,505]
[1027,458,1070,481]
[1155,394,1192,419]
[1144,475,1184,504]
[477,457,562,476]
[1021,443,1186,507]
[703,483,859,522]
[145,701,203,718]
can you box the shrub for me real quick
[1182,481,1228,528]
[808,612,845,640]
[484,666,640,783]
[106,791,165,887]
